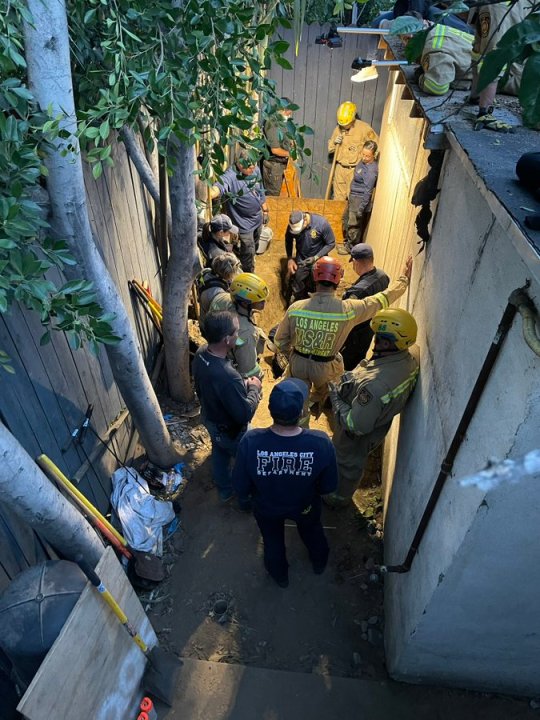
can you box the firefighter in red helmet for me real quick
[274,254,413,422]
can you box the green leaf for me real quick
[498,14,540,50]
[40,330,51,346]
[389,16,425,36]
[405,28,429,63]
[477,47,513,92]
[275,56,293,70]
[519,51,540,127]
[92,161,103,179]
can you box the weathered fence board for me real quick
[0,139,161,585]
[268,24,389,198]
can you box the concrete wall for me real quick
[371,73,540,694]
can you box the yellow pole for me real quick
[37,455,128,547]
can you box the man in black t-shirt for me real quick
[340,244,390,370]
[193,311,262,502]
[232,379,338,587]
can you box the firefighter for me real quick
[196,252,242,325]
[327,308,419,506]
[470,0,529,132]
[285,210,336,302]
[208,272,269,379]
[413,23,475,96]
[327,102,378,201]
[274,255,412,420]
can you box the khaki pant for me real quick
[288,352,344,413]
[332,165,355,201]
[333,422,390,497]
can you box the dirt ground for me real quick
[146,202,535,717]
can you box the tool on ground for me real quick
[325,131,342,200]
[75,555,182,706]
[37,454,132,561]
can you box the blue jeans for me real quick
[205,420,243,500]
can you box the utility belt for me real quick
[338,162,357,168]
[294,350,336,363]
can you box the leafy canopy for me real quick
[0,0,120,369]
[67,0,313,179]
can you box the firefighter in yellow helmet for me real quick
[326,307,420,506]
[327,102,378,201]
[208,272,269,379]
[274,256,412,422]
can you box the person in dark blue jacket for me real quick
[341,141,379,253]
[210,148,269,273]
[285,210,336,302]
[232,378,338,588]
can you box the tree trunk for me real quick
[0,422,104,566]
[121,124,173,240]
[163,136,198,402]
[23,0,180,468]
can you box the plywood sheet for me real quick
[18,548,157,720]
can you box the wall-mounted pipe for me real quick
[382,286,534,574]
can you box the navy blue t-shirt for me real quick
[232,428,338,516]
[285,213,336,262]
[216,167,266,233]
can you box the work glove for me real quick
[334,135,343,145]
[262,211,270,225]
[474,111,514,133]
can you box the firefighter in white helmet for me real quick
[327,102,378,201]
[326,308,420,506]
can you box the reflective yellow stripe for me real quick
[245,363,261,377]
[346,410,357,432]
[423,76,449,95]
[431,24,446,50]
[289,309,356,322]
[380,367,419,405]
[373,292,389,310]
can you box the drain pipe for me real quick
[381,286,535,574]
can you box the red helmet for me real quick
[313,256,344,285]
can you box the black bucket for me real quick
[0,560,86,689]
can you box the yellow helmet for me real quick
[230,273,269,304]
[337,101,356,127]
[370,308,417,350]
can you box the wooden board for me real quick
[18,548,157,720]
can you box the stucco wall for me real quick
[374,74,540,694]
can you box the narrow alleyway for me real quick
[147,199,535,718]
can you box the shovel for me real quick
[76,555,181,706]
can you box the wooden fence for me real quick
[268,24,389,198]
[0,139,161,590]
